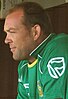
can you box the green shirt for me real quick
[17,33,68,99]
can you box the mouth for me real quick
[10,47,16,53]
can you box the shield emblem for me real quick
[47,57,65,78]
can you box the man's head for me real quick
[4,2,52,61]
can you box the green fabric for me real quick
[17,33,68,99]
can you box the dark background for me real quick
[0,3,68,99]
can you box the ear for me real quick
[32,24,41,41]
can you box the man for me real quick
[4,2,68,99]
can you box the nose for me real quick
[5,33,12,44]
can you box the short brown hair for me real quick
[7,2,52,35]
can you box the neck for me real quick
[28,34,49,63]
[28,56,36,64]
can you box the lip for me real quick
[10,47,16,53]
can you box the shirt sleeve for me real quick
[17,61,28,99]
[17,82,28,99]
[40,37,68,99]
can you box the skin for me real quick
[4,9,46,63]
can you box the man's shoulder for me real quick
[18,60,28,72]
[39,33,68,68]
[46,33,68,48]
[53,33,68,42]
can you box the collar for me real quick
[29,33,56,58]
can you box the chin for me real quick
[12,55,19,61]
[12,55,24,61]
[12,52,29,61]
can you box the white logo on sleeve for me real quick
[47,57,65,78]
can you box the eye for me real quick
[6,28,16,34]
[7,30,16,34]
[10,31,16,33]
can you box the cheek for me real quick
[14,36,29,49]
[13,34,24,46]
[20,37,33,51]
[14,32,34,52]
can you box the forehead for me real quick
[4,10,24,31]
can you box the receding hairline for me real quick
[6,2,44,15]
[5,2,52,34]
